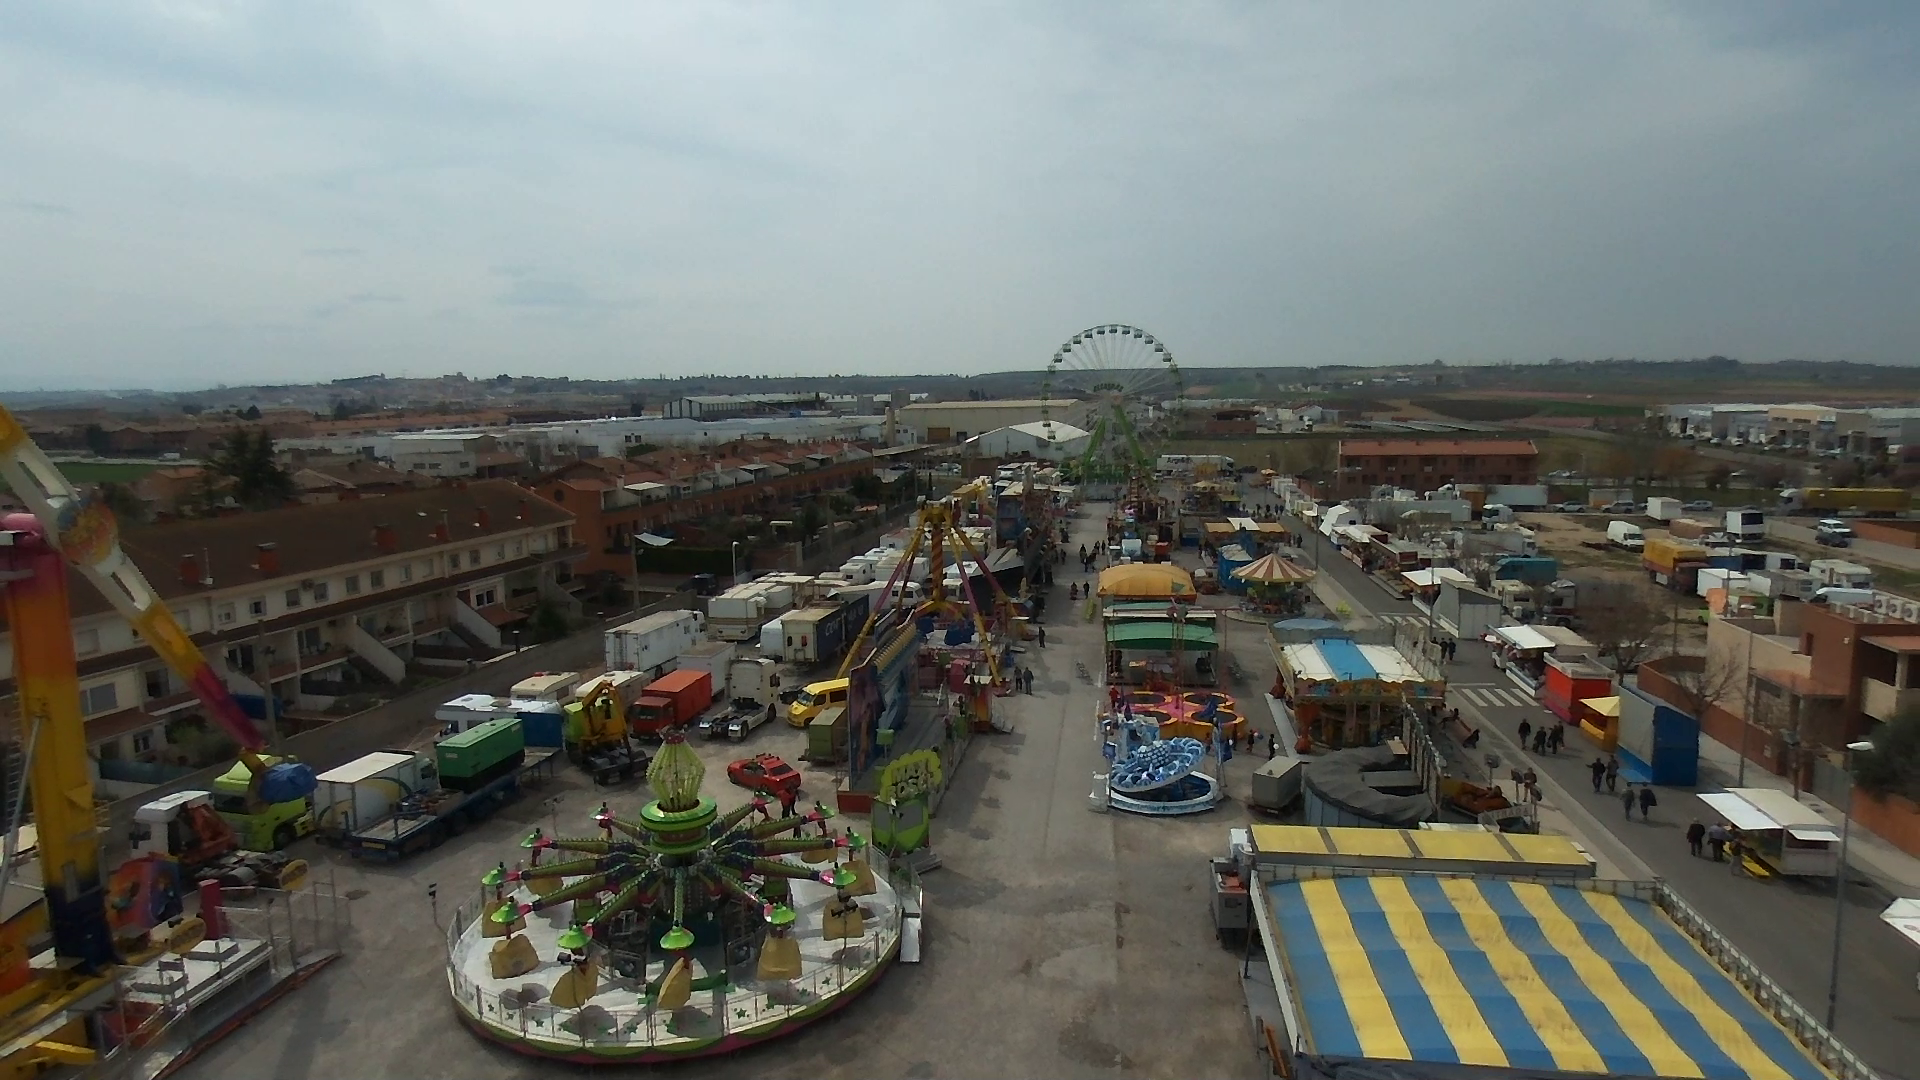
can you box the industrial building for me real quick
[962,421,1091,462]
[1333,438,1539,499]
[898,399,1089,444]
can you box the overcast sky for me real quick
[2,2,1916,390]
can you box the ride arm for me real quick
[0,407,296,792]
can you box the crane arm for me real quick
[0,407,294,791]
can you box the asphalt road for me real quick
[1288,514,1920,1076]
[1769,517,1920,572]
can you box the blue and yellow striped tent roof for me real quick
[1267,877,1831,1080]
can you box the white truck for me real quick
[677,640,738,697]
[709,579,797,641]
[727,657,782,706]
[1645,496,1682,523]
[1606,520,1645,551]
[604,609,706,678]
[1725,508,1767,543]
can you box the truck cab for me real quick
[132,791,239,865]
[788,678,849,728]
[210,757,315,851]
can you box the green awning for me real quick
[1104,622,1218,652]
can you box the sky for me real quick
[2,2,1917,390]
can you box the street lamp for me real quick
[730,541,743,588]
[1826,738,1876,1031]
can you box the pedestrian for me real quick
[1267,734,1278,760]
[1522,768,1539,803]
[1550,723,1565,754]
[1707,822,1728,862]
[1604,755,1620,793]
[1638,784,1657,821]
[1517,718,1532,746]
[1686,819,1707,857]
[1533,728,1548,754]
[1037,626,1046,648]
[1622,784,1637,819]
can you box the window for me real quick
[80,682,119,716]
[75,628,101,656]
[298,627,323,655]
[494,545,506,560]
[218,602,236,625]
[400,564,414,583]
[345,575,361,595]
[144,669,169,700]
[170,608,192,631]
[468,549,481,567]
[131,732,154,756]
[285,589,302,609]
[473,588,498,607]
[369,569,384,589]
[312,582,330,602]
[248,596,266,617]
[513,540,523,556]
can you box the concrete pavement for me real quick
[1285,512,1920,1077]
[1770,518,1920,571]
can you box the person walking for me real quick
[1637,784,1657,821]
[1686,819,1707,857]
[1621,784,1637,819]
[1549,723,1565,754]
[1522,768,1540,803]
[1588,756,1606,792]
[1517,718,1532,747]
[1267,734,1279,760]
[1533,727,1548,754]
[1707,822,1729,862]
[1604,755,1620,794]
[1037,626,1046,648]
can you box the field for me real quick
[0,460,158,494]
[1411,396,1648,421]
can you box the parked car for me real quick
[1683,499,1714,512]
[1554,502,1587,513]
[727,753,802,797]
[1815,519,1854,547]
[1604,500,1637,514]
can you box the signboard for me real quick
[872,749,943,856]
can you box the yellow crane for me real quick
[0,405,314,1075]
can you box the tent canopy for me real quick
[1881,898,1920,950]
[1097,563,1196,600]
[1233,553,1315,585]
[1105,622,1218,652]
[1581,695,1622,718]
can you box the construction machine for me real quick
[0,405,319,1075]
[563,672,649,785]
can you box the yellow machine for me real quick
[0,405,315,1075]
[564,672,644,784]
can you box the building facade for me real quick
[0,481,580,774]
[898,400,1088,444]
[1333,439,1539,499]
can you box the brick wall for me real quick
[1851,790,1920,857]
[1854,520,1920,549]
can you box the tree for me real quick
[209,429,294,510]
[527,601,570,644]
[241,404,261,421]
[1704,463,1733,491]
[1753,463,1789,491]
[94,481,145,525]
[1579,581,1671,675]
[332,399,352,420]
[798,501,824,540]
[83,423,110,456]
[1664,645,1745,722]
[1851,710,1920,803]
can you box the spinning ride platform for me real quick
[1115,688,1248,743]
[1099,710,1224,817]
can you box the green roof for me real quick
[1104,622,1219,652]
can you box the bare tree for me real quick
[1579,581,1671,675]
[1664,644,1745,721]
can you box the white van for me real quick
[1606,520,1644,551]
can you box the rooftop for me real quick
[899,398,1053,411]
[1339,438,1539,457]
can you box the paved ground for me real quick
[187,503,1267,1080]
[1770,518,1920,571]
[1289,512,1920,1078]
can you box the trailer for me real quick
[727,656,782,706]
[509,671,581,704]
[783,594,871,666]
[676,639,738,696]
[604,609,706,677]
[1778,487,1909,517]
[322,745,559,861]
[1645,496,1682,523]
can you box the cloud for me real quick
[4,199,74,216]
[0,1,1917,389]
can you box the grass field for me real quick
[0,460,159,493]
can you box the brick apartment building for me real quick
[1333,438,1539,498]
[0,481,580,776]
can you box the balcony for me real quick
[1860,677,1920,722]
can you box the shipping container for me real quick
[676,640,737,690]
[604,609,706,675]
[436,717,526,791]
[510,700,566,747]
[316,751,433,834]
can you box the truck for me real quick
[710,579,796,641]
[315,733,558,861]
[676,640,738,696]
[209,756,315,851]
[1645,496,1682,523]
[1809,559,1873,591]
[1606,520,1644,551]
[510,671,581,704]
[1725,508,1767,543]
[1778,487,1909,517]
[604,609,706,677]
[436,716,527,791]
[781,595,871,665]
[436,693,518,737]
[127,790,310,891]
[727,657,782,706]
[564,671,650,783]
[629,668,715,738]
[1642,535,1707,590]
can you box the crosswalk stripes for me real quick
[1451,684,1536,709]
[1377,613,1429,628]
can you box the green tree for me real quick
[209,429,294,509]
[83,423,110,456]
[799,501,824,539]
[241,404,262,421]
[527,600,570,644]
[94,481,145,524]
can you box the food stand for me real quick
[1696,787,1841,877]
[1487,624,1556,695]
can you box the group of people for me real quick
[1518,717,1566,755]
[1012,665,1036,694]
[1077,544,1098,574]
[1431,636,1459,663]
[1685,820,1746,863]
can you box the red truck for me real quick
[628,668,714,739]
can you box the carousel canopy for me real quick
[1097,563,1196,600]
[1106,622,1218,652]
[1233,553,1315,585]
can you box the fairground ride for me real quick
[0,405,315,1074]
[1039,324,1183,486]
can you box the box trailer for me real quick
[604,609,706,677]
[1725,509,1766,543]
[727,657,781,706]
[510,671,581,704]
[676,640,737,694]
[322,745,558,862]
[435,693,516,737]
[1779,487,1908,517]
[1645,496,1682,523]
[630,668,715,738]
[316,751,434,836]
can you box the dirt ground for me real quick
[1518,512,1708,651]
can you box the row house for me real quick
[1332,439,1539,499]
[0,481,581,774]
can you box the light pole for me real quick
[730,541,742,588]
[1826,738,1876,1031]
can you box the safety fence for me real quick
[442,854,916,1053]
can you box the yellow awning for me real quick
[1582,695,1622,718]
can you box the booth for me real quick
[1487,624,1556,694]
[1614,684,1699,786]
[1541,652,1615,727]
[1696,787,1841,877]
[1275,638,1442,750]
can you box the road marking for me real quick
[1453,686,1534,709]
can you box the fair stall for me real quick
[1696,788,1841,877]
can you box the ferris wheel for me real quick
[1040,324,1183,484]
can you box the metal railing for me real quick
[443,855,916,1054]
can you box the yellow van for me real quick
[788,678,849,728]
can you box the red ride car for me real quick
[727,753,801,798]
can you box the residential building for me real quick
[133,465,216,518]
[898,399,1088,444]
[1332,438,1538,499]
[0,480,580,773]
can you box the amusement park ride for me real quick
[1040,323,1182,486]
[0,405,317,1075]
